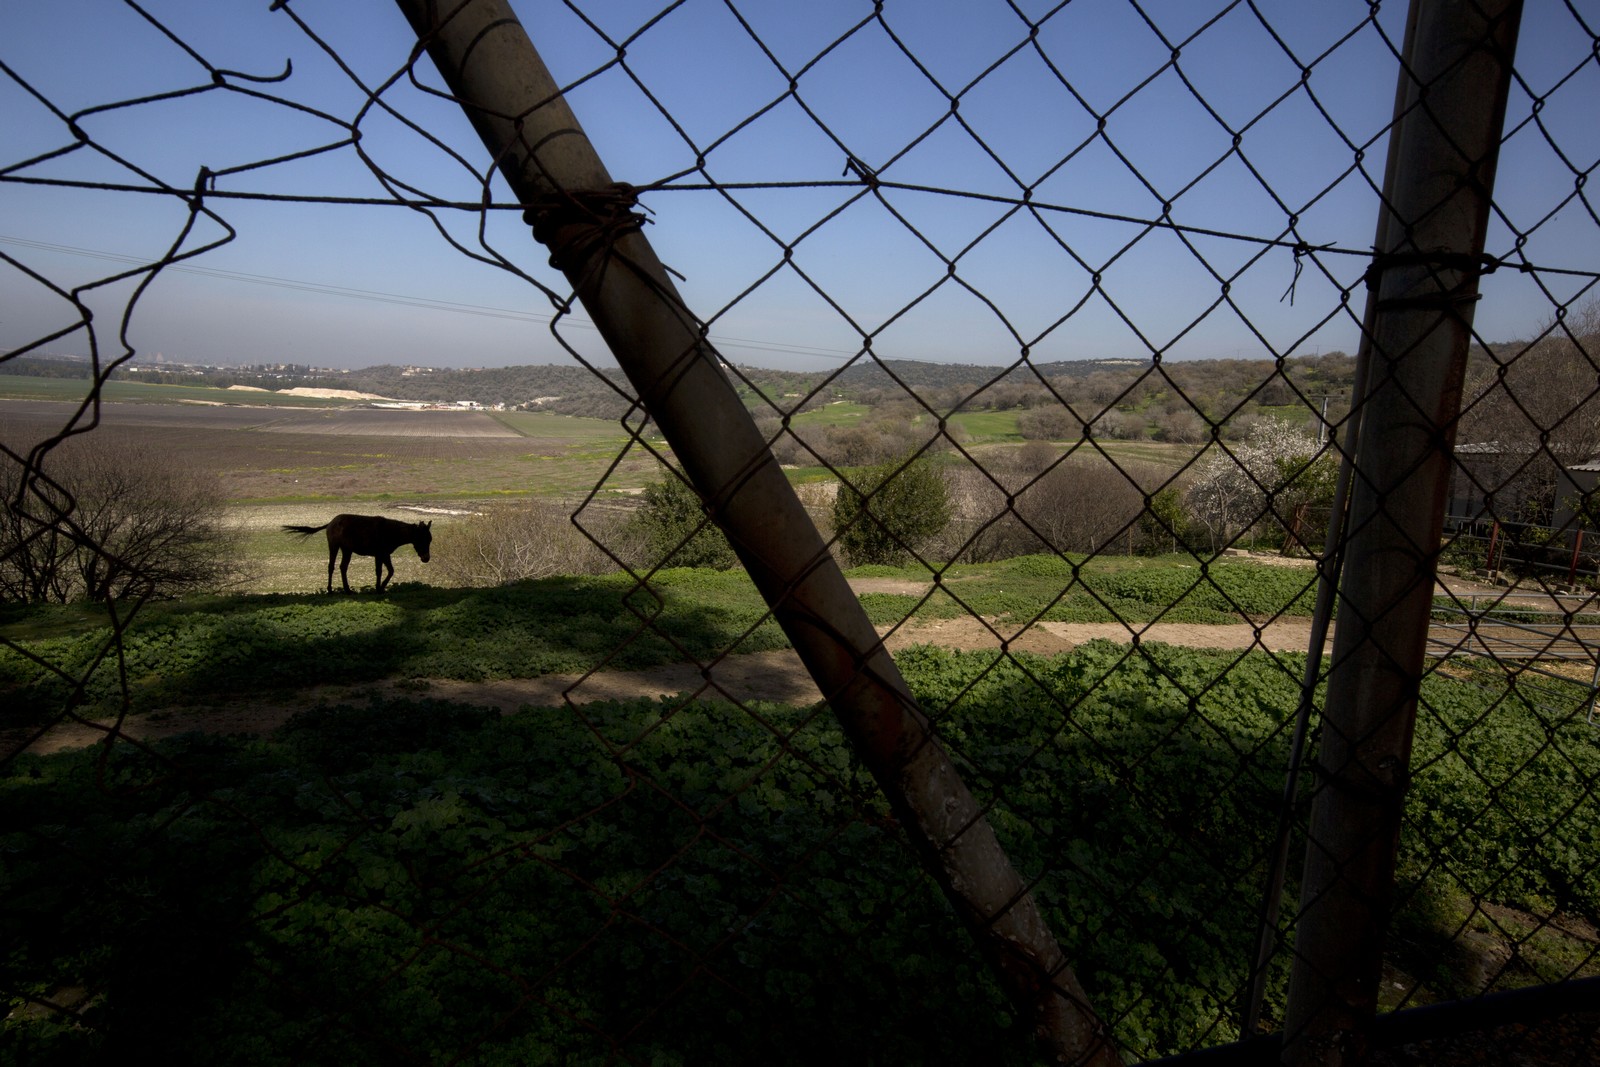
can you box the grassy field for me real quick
[787,405,1025,446]
[3,382,672,593]
[3,389,665,504]
[786,400,873,428]
[5,384,1591,1066]
[946,408,1022,441]
[230,510,460,595]
[4,376,1200,597]
[0,553,1326,711]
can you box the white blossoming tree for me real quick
[1184,418,1336,552]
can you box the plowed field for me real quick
[2,397,662,501]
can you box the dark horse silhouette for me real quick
[283,514,432,594]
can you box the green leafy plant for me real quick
[9,645,1592,1064]
[832,455,951,566]
[628,473,739,570]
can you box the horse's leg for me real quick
[375,553,392,593]
[339,549,354,594]
[325,543,337,594]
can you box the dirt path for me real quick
[28,568,1568,757]
[10,613,1325,757]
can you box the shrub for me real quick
[433,501,609,587]
[627,474,739,570]
[1016,407,1079,441]
[1136,486,1195,556]
[832,455,951,567]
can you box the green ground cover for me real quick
[4,643,1594,1064]
[4,382,1591,1064]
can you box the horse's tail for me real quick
[282,523,329,538]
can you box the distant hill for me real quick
[15,347,1497,432]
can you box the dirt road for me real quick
[10,613,1325,757]
[16,569,1592,758]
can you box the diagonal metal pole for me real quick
[389,2,1120,1062]
[1281,1,1522,1064]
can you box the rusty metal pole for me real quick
[1281,2,1522,1065]
[388,2,1119,1062]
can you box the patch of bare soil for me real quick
[275,387,396,401]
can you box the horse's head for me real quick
[415,520,433,563]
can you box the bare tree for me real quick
[942,451,1167,561]
[941,464,1034,562]
[1156,408,1209,444]
[1457,296,1600,524]
[1015,457,1163,555]
[1016,406,1080,441]
[0,433,244,603]
[1089,408,1147,440]
[0,459,74,603]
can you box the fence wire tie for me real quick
[843,155,880,189]
[1279,241,1332,306]
[523,183,651,274]
[1308,756,1411,811]
[1363,249,1507,312]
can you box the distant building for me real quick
[1555,460,1600,534]
[1448,440,1600,543]
[1445,441,1514,525]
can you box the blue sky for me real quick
[2,1,1596,372]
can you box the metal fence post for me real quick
[389,1,1120,1062]
[1243,349,1371,1036]
[1281,2,1522,1064]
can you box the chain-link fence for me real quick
[4,1,1599,1064]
